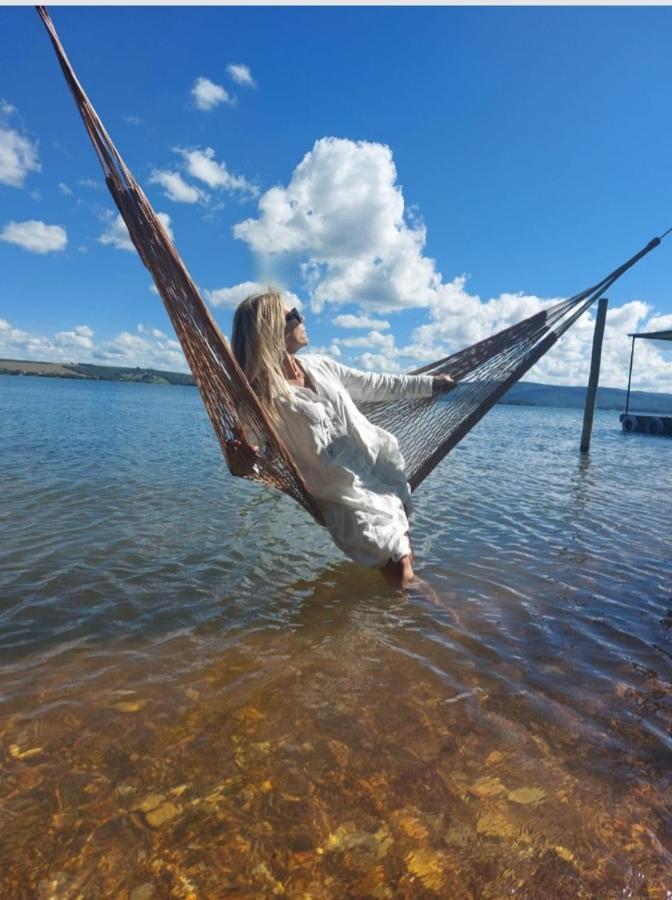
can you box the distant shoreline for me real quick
[0,358,194,387]
[2,357,671,413]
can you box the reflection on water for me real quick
[1,375,671,896]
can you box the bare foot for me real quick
[381,554,414,587]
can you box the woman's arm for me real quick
[324,358,453,402]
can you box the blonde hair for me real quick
[232,289,289,420]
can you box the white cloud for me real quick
[191,77,235,111]
[125,115,143,126]
[229,136,672,390]
[0,127,41,188]
[337,329,396,350]
[98,211,173,252]
[55,325,94,350]
[233,137,439,312]
[341,279,672,393]
[359,352,402,374]
[0,220,67,254]
[0,317,188,372]
[58,181,73,195]
[98,214,135,252]
[227,63,255,88]
[205,280,302,310]
[79,178,101,190]
[332,314,390,330]
[0,99,17,116]
[0,319,93,361]
[310,343,342,358]
[177,147,257,197]
[93,329,186,370]
[149,169,205,204]
[0,318,53,360]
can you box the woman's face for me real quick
[284,307,309,354]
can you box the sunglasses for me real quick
[285,307,304,325]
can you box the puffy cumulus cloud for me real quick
[338,281,672,393]
[643,312,672,333]
[137,324,167,338]
[396,277,561,364]
[191,77,235,111]
[359,352,402,374]
[58,181,73,195]
[0,319,93,361]
[335,331,401,371]
[227,63,255,88]
[0,317,54,360]
[309,343,342,358]
[148,169,205,204]
[177,147,257,197]
[0,127,41,188]
[230,134,672,390]
[205,280,302,310]
[146,149,256,208]
[230,138,672,392]
[0,317,187,371]
[98,211,173,252]
[336,329,396,351]
[233,137,441,312]
[0,220,67,254]
[332,313,390,330]
[93,326,186,370]
[55,325,94,351]
[530,299,672,393]
[0,99,17,116]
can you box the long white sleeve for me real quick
[323,358,435,403]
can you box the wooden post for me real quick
[624,335,636,415]
[580,297,609,452]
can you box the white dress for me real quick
[274,355,435,568]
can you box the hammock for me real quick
[38,7,667,524]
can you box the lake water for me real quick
[1,374,671,897]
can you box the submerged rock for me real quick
[469,775,507,798]
[145,801,182,828]
[129,884,156,900]
[507,787,547,805]
[113,700,146,713]
[405,848,446,892]
[132,792,165,813]
[476,810,518,839]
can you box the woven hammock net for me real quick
[37,7,664,522]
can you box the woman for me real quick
[228,291,453,586]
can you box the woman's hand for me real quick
[226,425,259,477]
[432,373,455,393]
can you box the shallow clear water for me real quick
[1,374,671,897]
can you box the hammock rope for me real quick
[37,7,667,519]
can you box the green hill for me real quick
[2,358,671,412]
[500,381,672,413]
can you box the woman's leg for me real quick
[381,522,415,586]
[381,553,414,586]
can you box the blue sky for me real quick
[1,5,672,390]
